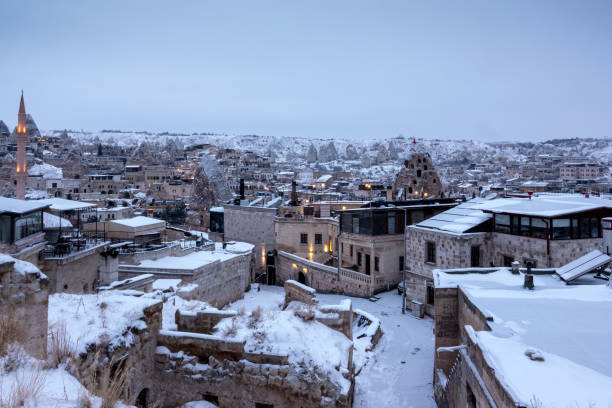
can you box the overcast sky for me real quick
[1,0,611,142]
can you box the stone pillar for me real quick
[99,253,119,286]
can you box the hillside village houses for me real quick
[1,92,612,406]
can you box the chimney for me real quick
[386,186,393,201]
[291,181,298,206]
[239,178,245,200]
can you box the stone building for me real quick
[274,199,456,297]
[393,142,443,200]
[223,200,280,277]
[432,267,612,407]
[405,195,612,315]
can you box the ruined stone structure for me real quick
[119,246,254,307]
[393,143,443,200]
[0,255,49,359]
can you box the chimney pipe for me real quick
[240,178,245,200]
[291,181,298,206]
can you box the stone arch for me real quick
[298,271,306,285]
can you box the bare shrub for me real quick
[1,343,28,373]
[47,321,75,368]
[252,329,267,344]
[0,363,47,408]
[84,353,133,408]
[237,306,246,317]
[528,396,543,408]
[222,318,239,338]
[0,306,25,355]
[248,306,263,329]
[294,305,315,321]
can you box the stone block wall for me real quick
[0,258,49,359]
[191,252,252,308]
[224,205,277,273]
[70,301,164,408]
[40,243,109,293]
[175,309,238,334]
[283,279,318,308]
[405,227,491,280]
[277,251,374,297]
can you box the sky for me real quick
[0,0,611,142]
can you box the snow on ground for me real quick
[0,346,133,408]
[48,291,161,355]
[215,286,353,393]
[227,285,436,408]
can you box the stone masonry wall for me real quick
[224,205,277,274]
[0,258,49,359]
[277,251,374,297]
[41,244,109,293]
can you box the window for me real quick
[552,219,570,239]
[357,252,362,266]
[399,256,404,272]
[14,212,42,241]
[426,242,436,264]
[417,169,422,177]
[374,256,379,272]
[388,212,396,234]
[300,233,308,244]
[359,212,372,235]
[494,214,511,233]
[350,245,353,257]
[352,215,359,234]
[531,218,547,239]
[314,233,322,245]
[591,218,601,238]
[255,404,274,408]
[470,245,481,267]
[520,216,531,236]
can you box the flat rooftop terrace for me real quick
[434,268,612,406]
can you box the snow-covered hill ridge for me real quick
[41,129,612,165]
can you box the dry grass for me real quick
[47,321,75,368]
[248,306,263,329]
[0,306,26,355]
[222,318,239,338]
[0,363,47,408]
[84,352,133,408]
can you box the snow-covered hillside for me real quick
[41,129,612,165]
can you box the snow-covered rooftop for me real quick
[131,246,249,271]
[416,195,612,234]
[111,216,165,228]
[434,268,612,406]
[0,197,49,215]
[38,197,96,211]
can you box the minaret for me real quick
[15,92,28,199]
